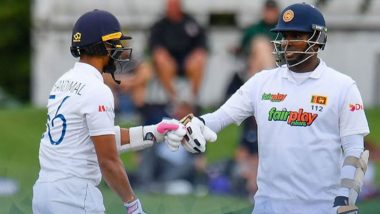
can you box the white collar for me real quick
[74,62,104,82]
[281,58,326,83]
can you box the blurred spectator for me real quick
[239,0,280,57]
[247,36,276,76]
[182,3,279,197]
[133,0,209,193]
[206,142,257,198]
[148,0,208,108]
[221,35,276,198]
[104,52,153,123]
[229,0,279,100]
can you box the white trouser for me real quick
[32,177,105,214]
[252,197,335,214]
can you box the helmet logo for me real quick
[283,10,294,22]
[73,32,81,42]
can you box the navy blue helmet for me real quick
[70,9,132,62]
[272,3,326,33]
[271,3,327,67]
[70,9,133,84]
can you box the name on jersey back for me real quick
[52,80,86,96]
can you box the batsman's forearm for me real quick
[99,158,136,203]
[120,128,130,146]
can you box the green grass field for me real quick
[0,107,379,213]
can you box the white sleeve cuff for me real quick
[114,126,122,153]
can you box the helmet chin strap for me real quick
[103,58,121,84]
[282,40,320,68]
[286,52,316,68]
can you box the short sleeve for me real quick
[339,83,370,137]
[81,86,115,136]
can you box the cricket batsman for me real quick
[32,10,186,214]
[178,3,370,214]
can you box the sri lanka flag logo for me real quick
[311,95,328,105]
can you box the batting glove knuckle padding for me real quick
[130,119,185,152]
[156,119,186,152]
[180,114,217,153]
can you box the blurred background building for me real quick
[31,0,380,108]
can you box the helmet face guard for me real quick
[271,25,327,67]
[103,38,133,84]
[104,38,133,62]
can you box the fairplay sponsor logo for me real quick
[268,107,318,127]
[262,93,287,102]
[349,103,363,112]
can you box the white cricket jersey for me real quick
[36,62,115,186]
[220,59,369,213]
